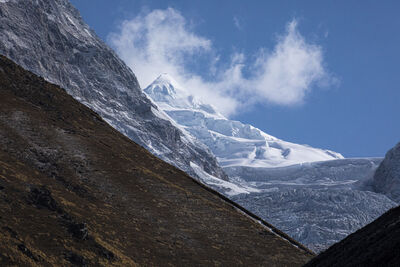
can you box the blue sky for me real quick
[70,0,400,158]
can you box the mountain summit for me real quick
[145,74,222,117]
[145,74,397,252]
[145,74,188,101]
[144,74,343,168]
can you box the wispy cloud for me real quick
[249,20,329,105]
[109,8,333,116]
[233,16,242,30]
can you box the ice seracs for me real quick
[144,74,343,169]
[2,0,395,254]
[145,73,397,252]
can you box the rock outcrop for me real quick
[372,142,400,202]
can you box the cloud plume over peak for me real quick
[109,8,333,116]
[109,8,211,86]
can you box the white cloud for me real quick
[109,9,332,117]
[108,8,211,86]
[250,20,327,105]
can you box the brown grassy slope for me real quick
[304,205,400,267]
[0,55,313,266]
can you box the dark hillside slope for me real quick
[304,205,400,267]
[0,0,227,181]
[0,55,312,266]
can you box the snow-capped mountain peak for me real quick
[144,73,398,252]
[144,74,222,118]
[145,73,187,100]
[145,73,343,168]
[0,0,228,181]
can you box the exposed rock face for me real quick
[372,142,400,202]
[0,0,227,181]
[305,205,400,267]
[0,54,312,266]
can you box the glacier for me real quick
[144,74,343,169]
[144,74,398,252]
[0,0,396,254]
[227,158,397,252]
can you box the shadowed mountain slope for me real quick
[0,0,227,182]
[0,56,313,265]
[304,205,400,267]
[371,142,400,202]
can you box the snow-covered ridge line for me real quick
[144,73,396,252]
[144,73,343,169]
[190,162,259,196]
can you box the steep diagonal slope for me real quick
[304,205,400,267]
[0,56,313,265]
[144,74,397,252]
[0,0,226,181]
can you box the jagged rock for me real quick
[0,0,227,181]
[28,186,62,213]
[372,142,400,202]
[0,54,312,267]
[67,222,88,240]
[17,244,39,262]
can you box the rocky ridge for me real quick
[0,54,313,266]
[371,142,400,202]
[0,0,227,181]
